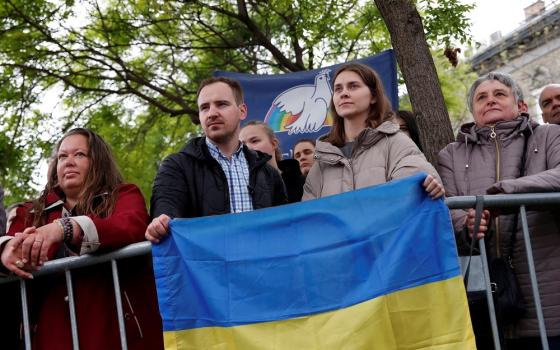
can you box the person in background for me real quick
[146,77,287,243]
[539,84,560,125]
[293,139,316,177]
[0,128,163,350]
[438,72,560,350]
[303,63,443,200]
[240,120,304,203]
[394,110,423,151]
[0,185,5,235]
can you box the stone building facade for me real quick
[471,1,560,123]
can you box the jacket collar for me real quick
[42,187,109,212]
[357,121,399,148]
[316,121,399,155]
[456,114,536,144]
[182,136,271,170]
[44,187,65,210]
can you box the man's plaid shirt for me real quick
[206,138,253,213]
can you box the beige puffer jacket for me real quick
[438,115,560,337]
[303,121,440,200]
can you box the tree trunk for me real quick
[374,0,454,166]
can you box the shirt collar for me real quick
[44,199,64,211]
[205,137,244,159]
[42,187,109,212]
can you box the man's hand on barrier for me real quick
[145,214,171,244]
[466,209,490,240]
[423,175,445,199]
[1,230,35,279]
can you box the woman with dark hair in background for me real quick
[240,120,304,202]
[0,128,163,350]
[395,110,423,151]
[303,63,443,200]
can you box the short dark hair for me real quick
[294,139,316,149]
[196,77,244,105]
[396,110,423,151]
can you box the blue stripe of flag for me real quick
[152,173,459,331]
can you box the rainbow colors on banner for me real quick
[215,50,397,157]
[152,174,475,350]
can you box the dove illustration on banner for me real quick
[265,69,333,135]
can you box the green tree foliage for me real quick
[86,105,200,201]
[0,0,473,204]
[400,50,477,132]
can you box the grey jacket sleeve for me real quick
[387,133,442,184]
[0,185,6,235]
[437,145,468,235]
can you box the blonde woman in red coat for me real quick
[0,128,163,350]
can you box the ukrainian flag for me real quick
[152,173,475,349]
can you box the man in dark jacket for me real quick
[0,184,5,235]
[145,77,287,242]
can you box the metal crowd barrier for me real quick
[0,192,559,350]
[0,241,151,350]
[446,192,560,350]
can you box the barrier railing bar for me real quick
[520,205,549,350]
[2,192,560,350]
[479,237,501,350]
[0,242,151,285]
[0,193,556,286]
[65,269,80,350]
[446,193,560,209]
[111,259,128,350]
[20,279,31,350]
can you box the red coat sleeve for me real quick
[87,184,149,253]
[7,204,64,259]
[7,205,32,236]
[7,184,149,254]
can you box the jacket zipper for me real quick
[318,147,355,189]
[490,126,501,258]
[348,158,355,190]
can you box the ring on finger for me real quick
[15,260,24,268]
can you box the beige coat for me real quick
[303,121,440,200]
